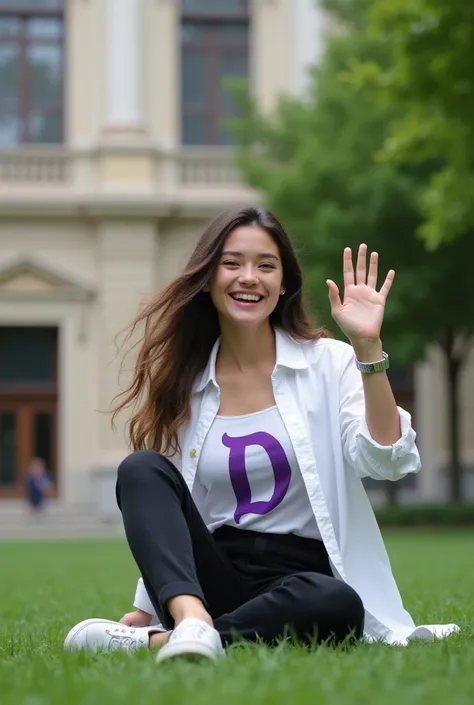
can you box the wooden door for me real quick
[0,399,57,498]
[0,326,58,498]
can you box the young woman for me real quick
[65,207,458,660]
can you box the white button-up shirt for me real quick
[133,328,459,645]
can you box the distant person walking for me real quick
[25,457,53,517]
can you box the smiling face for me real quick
[208,224,285,330]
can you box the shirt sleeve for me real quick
[133,577,158,618]
[339,346,421,481]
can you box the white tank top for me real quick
[197,405,321,540]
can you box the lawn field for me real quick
[0,530,472,705]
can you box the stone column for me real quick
[96,220,158,468]
[105,0,144,131]
[293,0,328,96]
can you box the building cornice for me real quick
[0,146,259,218]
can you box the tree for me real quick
[350,0,474,247]
[230,3,474,501]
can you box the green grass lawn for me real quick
[0,530,472,705]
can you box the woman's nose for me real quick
[238,266,259,285]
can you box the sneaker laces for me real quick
[170,620,212,643]
[105,626,147,653]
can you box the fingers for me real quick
[343,245,384,290]
[120,612,151,627]
[119,613,138,626]
[344,245,369,287]
[379,269,395,298]
[367,251,378,289]
[343,248,354,288]
[356,244,367,285]
[327,279,342,316]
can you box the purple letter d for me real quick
[222,431,292,524]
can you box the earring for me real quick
[280,288,286,295]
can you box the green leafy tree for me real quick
[349,0,474,247]
[230,3,474,501]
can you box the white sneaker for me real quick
[156,618,224,663]
[64,618,164,653]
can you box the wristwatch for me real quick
[355,351,390,374]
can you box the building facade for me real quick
[0,0,472,507]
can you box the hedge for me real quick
[374,502,474,527]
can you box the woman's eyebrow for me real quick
[221,251,280,260]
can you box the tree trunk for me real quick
[385,479,398,507]
[446,355,462,501]
[440,329,470,502]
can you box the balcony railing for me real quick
[0,146,249,194]
[177,150,240,186]
[0,148,72,185]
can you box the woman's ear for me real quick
[202,284,210,293]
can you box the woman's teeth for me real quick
[231,294,262,302]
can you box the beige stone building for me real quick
[0,0,472,511]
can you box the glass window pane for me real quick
[219,120,238,146]
[182,0,247,13]
[182,114,207,145]
[181,50,207,106]
[0,18,21,36]
[181,21,207,42]
[0,1,63,8]
[219,51,248,112]
[220,51,248,79]
[217,22,249,44]
[0,44,20,100]
[218,24,248,41]
[28,44,62,102]
[34,412,52,471]
[0,412,17,486]
[27,107,61,142]
[0,328,57,384]
[27,18,63,39]
[0,110,20,146]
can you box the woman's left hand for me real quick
[326,244,394,343]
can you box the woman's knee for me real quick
[331,580,365,629]
[297,573,365,630]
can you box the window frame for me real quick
[0,1,65,145]
[180,0,250,146]
[181,0,249,20]
[0,327,58,396]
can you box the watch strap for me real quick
[355,351,390,374]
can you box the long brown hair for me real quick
[111,206,327,455]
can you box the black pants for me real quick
[116,450,365,647]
